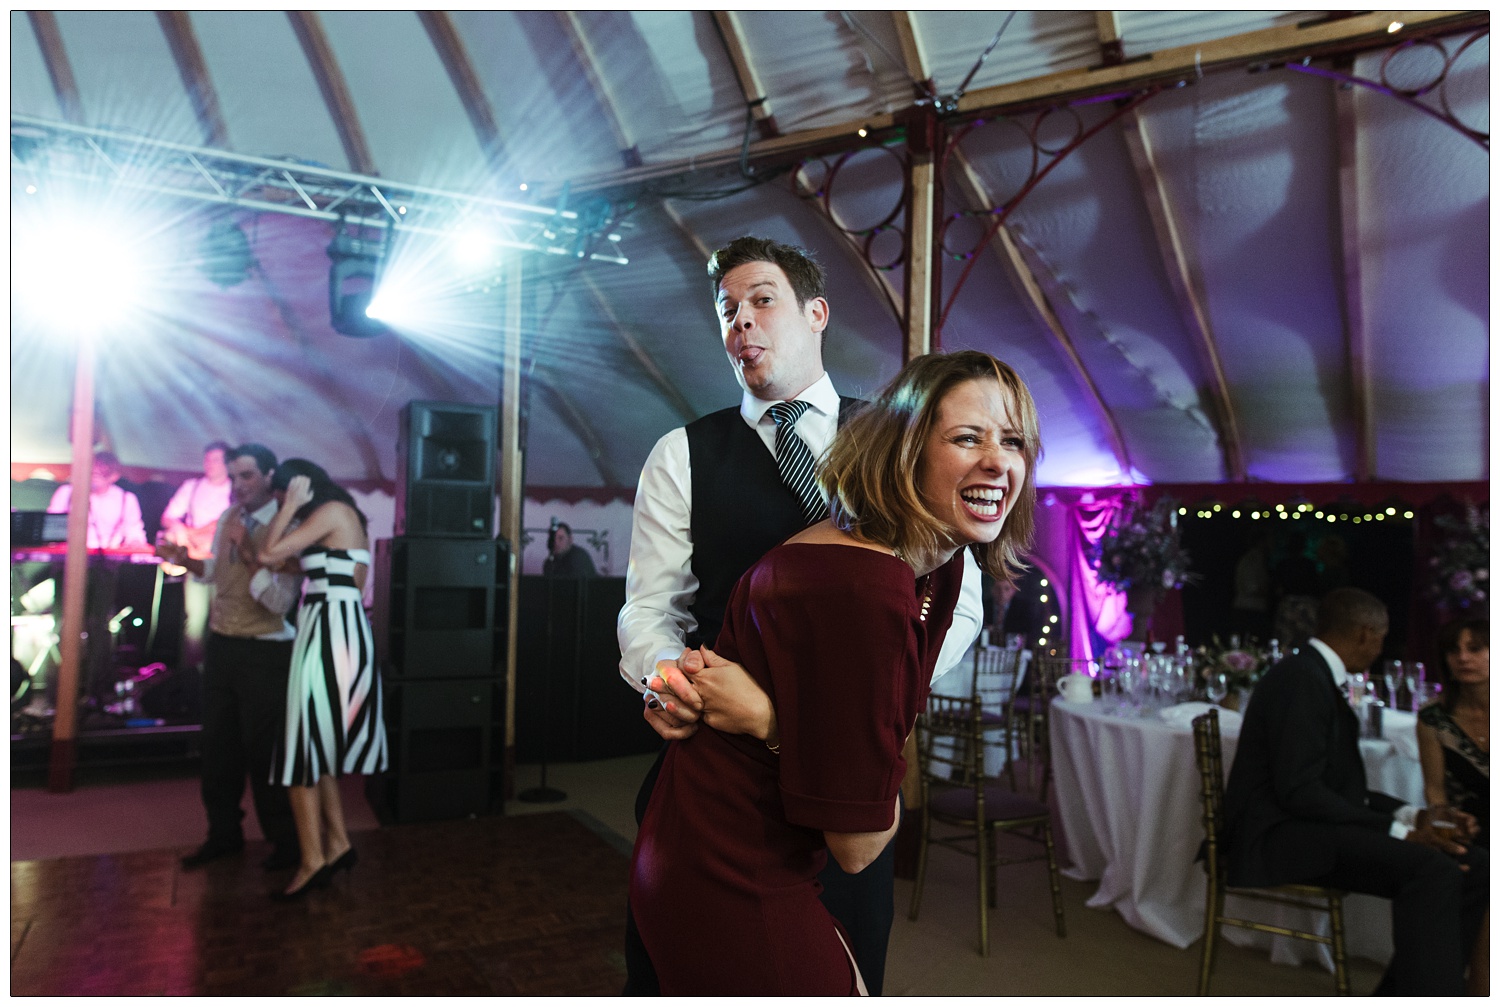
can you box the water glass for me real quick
[1383,660,1403,707]
[1405,663,1424,711]
[1205,672,1228,705]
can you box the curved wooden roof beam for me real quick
[1101,16,1244,481]
[553,11,1484,199]
[557,12,642,168]
[890,11,936,98]
[658,199,714,264]
[156,12,229,148]
[417,11,507,177]
[711,11,780,138]
[26,12,84,124]
[579,272,699,425]
[533,367,625,487]
[286,11,377,176]
[950,148,1133,478]
[1332,55,1375,481]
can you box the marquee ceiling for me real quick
[9,10,1490,491]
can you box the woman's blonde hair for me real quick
[819,350,1041,583]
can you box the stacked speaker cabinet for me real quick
[368,400,510,824]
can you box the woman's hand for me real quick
[283,475,314,511]
[682,646,777,743]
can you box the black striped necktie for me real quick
[767,399,826,526]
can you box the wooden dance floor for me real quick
[11,811,631,996]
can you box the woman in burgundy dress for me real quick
[629,350,1041,994]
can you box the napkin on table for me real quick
[1157,701,1243,732]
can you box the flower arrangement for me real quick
[1089,495,1193,595]
[1194,637,1273,691]
[1427,503,1488,612]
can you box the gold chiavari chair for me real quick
[1192,709,1349,995]
[909,691,1066,955]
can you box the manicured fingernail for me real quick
[640,676,649,686]
[647,699,660,710]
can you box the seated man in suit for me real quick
[1222,587,1487,995]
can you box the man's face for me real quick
[227,456,273,511]
[203,449,228,482]
[715,261,827,402]
[552,527,572,554]
[1349,620,1390,675]
[90,465,119,496]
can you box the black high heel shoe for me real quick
[270,864,334,902]
[328,847,358,876]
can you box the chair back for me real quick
[1191,709,1225,879]
[972,646,1026,717]
[915,693,987,799]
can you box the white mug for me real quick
[1057,672,1094,703]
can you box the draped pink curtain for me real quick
[1067,493,1133,663]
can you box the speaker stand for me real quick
[518,569,567,804]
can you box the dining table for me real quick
[1049,694,1425,973]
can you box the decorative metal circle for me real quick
[864,225,906,271]
[823,145,908,235]
[939,210,990,262]
[1378,38,1451,98]
[1031,105,1086,157]
[1438,30,1490,139]
[792,157,831,200]
[946,115,1038,214]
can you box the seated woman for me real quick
[1418,617,1489,848]
[629,350,1040,995]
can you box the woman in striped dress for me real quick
[256,458,387,900]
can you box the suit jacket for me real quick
[1220,646,1403,887]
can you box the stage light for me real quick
[25,184,36,195]
[1387,21,1404,33]
[452,227,495,270]
[327,226,390,338]
[15,209,155,331]
[198,218,254,287]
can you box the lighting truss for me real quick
[10,114,630,265]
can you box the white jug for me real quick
[1057,672,1095,704]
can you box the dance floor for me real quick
[10,811,630,996]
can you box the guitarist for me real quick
[160,441,234,670]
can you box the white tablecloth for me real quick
[1050,697,1424,970]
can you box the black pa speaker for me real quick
[395,401,497,538]
[373,537,504,680]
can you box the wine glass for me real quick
[1205,672,1228,705]
[1383,660,1403,708]
[1405,663,1424,711]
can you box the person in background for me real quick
[1222,588,1487,995]
[159,444,302,873]
[543,521,598,578]
[1418,618,1489,849]
[256,459,387,901]
[47,451,147,550]
[160,441,235,670]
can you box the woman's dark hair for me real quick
[1433,617,1489,710]
[271,458,367,530]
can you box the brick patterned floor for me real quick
[10,812,629,996]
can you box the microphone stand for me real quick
[517,548,566,803]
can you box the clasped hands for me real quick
[1408,805,1480,862]
[642,646,777,747]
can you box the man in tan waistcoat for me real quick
[157,443,302,871]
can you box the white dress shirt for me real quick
[617,371,985,692]
[1305,636,1418,838]
[162,476,233,531]
[46,483,147,549]
[198,499,300,640]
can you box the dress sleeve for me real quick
[729,554,918,834]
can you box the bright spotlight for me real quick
[15,210,153,331]
[365,279,420,328]
[452,228,495,270]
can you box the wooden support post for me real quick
[903,107,941,361]
[499,258,525,801]
[50,338,95,792]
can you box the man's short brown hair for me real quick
[707,236,826,309]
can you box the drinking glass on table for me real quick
[1205,671,1228,705]
[1405,663,1424,711]
[1383,660,1403,707]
